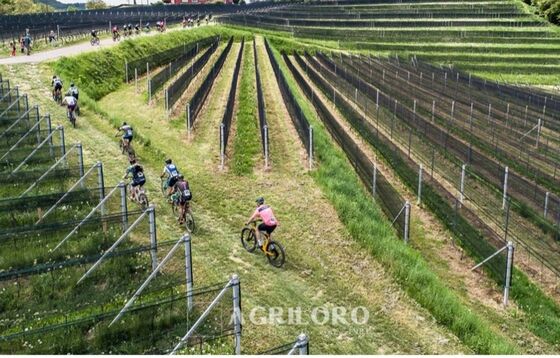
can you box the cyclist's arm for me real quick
[246,210,260,225]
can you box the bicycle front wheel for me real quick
[160,179,167,196]
[240,228,257,253]
[266,240,286,268]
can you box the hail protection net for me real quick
[1,144,86,198]
[151,36,218,96]
[167,37,220,109]
[253,39,268,157]
[299,49,559,280]
[264,39,310,153]
[0,231,194,353]
[173,281,239,355]
[188,37,233,127]
[221,38,244,151]
[287,51,408,239]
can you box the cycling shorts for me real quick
[123,134,133,142]
[54,83,62,91]
[258,223,277,235]
[67,104,76,111]
[132,177,145,187]
[167,175,179,188]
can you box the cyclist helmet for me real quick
[178,174,184,180]
[165,158,172,164]
[129,159,136,165]
[122,122,127,126]
[255,197,264,205]
[70,82,74,87]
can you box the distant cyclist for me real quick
[67,82,79,114]
[173,175,192,225]
[48,30,56,44]
[61,93,77,124]
[123,159,146,202]
[68,82,79,100]
[112,25,120,41]
[116,121,133,146]
[246,197,278,247]
[160,158,180,197]
[51,75,63,101]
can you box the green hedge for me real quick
[53,26,251,101]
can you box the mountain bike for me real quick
[117,135,135,160]
[241,221,285,268]
[171,191,195,233]
[67,106,76,128]
[53,88,62,104]
[127,181,149,210]
[90,37,100,46]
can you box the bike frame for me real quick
[248,221,274,255]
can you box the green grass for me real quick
[268,43,518,355]
[52,26,249,101]
[45,34,476,354]
[289,44,560,348]
[232,43,260,175]
[4,20,557,353]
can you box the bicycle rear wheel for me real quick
[138,193,149,210]
[184,211,195,234]
[240,228,257,253]
[266,240,285,268]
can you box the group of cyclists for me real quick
[107,21,164,41]
[52,75,79,125]
[50,68,278,253]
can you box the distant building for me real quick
[163,0,234,3]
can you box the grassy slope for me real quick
[265,45,518,355]
[219,0,560,87]
[3,28,474,354]
[231,42,260,175]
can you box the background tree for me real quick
[85,0,107,10]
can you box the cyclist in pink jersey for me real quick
[246,197,278,247]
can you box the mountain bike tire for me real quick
[240,227,257,253]
[266,240,286,268]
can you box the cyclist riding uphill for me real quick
[68,82,79,100]
[116,122,133,145]
[246,197,278,247]
[172,175,192,225]
[123,159,146,201]
[160,159,180,197]
[61,93,77,119]
[52,75,63,99]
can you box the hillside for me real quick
[1,0,560,354]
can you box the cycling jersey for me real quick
[64,96,77,106]
[69,87,79,99]
[127,164,145,186]
[164,164,179,177]
[53,79,62,89]
[253,205,277,227]
[120,125,133,138]
[175,180,192,203]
